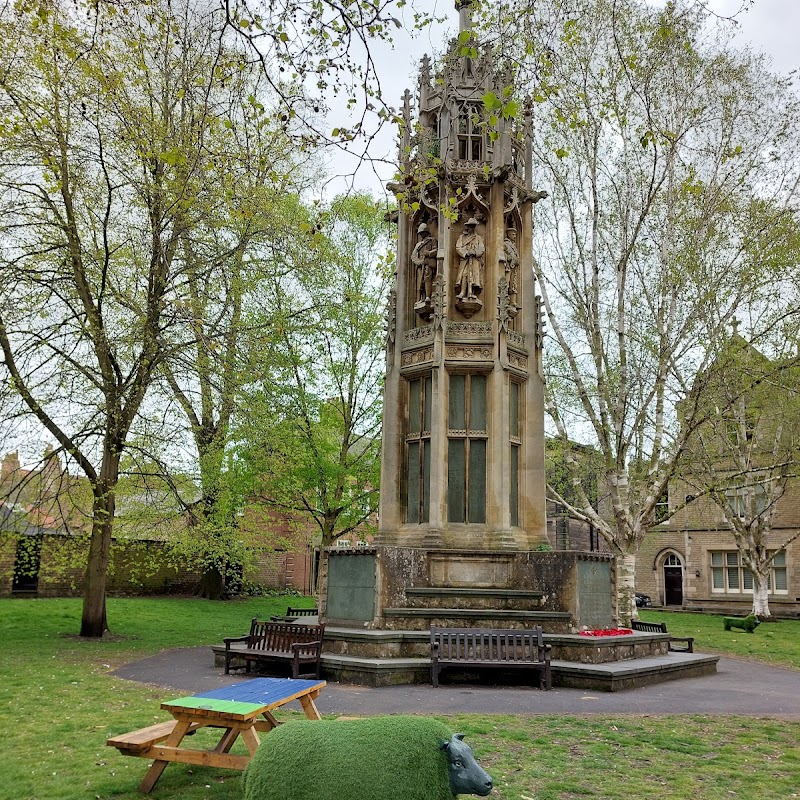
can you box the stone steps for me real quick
[404,587,544,610]
[550,652,720,692]
[318,651,719,690]
[381,608,572,632]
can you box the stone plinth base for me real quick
[319,628,667,663]
[546,632,669,662]
[211,634,717,690]
[380,608,572,631]
[321,547,616,633]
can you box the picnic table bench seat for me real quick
[631,619,694,652]
[107,721,198,754]
[430,626,552,690]
[224,618,325,678]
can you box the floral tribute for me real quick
[579,628,634,637]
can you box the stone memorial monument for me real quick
[318,0,621,685]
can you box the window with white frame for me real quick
[654,490,670,524]
[710,550,787,594]
[724,484,768,519]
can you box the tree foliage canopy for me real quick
[239,193,393,546]
[480,0,800,620]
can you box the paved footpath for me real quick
[114,647,800,718]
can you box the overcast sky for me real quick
[323,0,800,198]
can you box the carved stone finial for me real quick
[497,275,511,333]
[420,54,432,83]
[455,0,474,32]
[402,89,412,126]
[432,272,447,331]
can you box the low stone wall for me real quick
[0,533,200,597]
[546,633,669,663]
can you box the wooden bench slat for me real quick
[286,606,319,616]
[107,721,185,752]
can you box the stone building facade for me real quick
[636,478,799,617]
[636,336,800,618]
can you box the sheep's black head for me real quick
[440,734,493,797]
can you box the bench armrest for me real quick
[290,640,323,654]
[223,634,250,646]
[669,636,694,653]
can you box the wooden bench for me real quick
[224,619,325,678]
[270,606,319,621]
[631,619,694,652]
[430,626,552,690]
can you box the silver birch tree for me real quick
[495,0,800,622]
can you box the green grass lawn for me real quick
[1,597,798,800]
[638,608,800,669]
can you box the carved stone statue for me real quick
[503,228,520,309]
[411,223,438,303]
[455,218,484,302]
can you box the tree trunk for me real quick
[80,480,116,637]
[617,551,637,626]
[751,578,771,618]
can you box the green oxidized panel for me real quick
[577,560,613,629]
[326,553,376,622]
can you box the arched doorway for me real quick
[663,553,683,606]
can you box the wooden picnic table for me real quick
[107,677,325,792]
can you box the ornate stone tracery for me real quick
[497,275,511,333]
[379,0,549,552]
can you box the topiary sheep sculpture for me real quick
[723,614,761,633]
[243,715,493,800]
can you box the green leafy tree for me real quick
[221,0,439,151]
[241,194,392,547]
[0,0,278,633]
[147,83,317,599]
